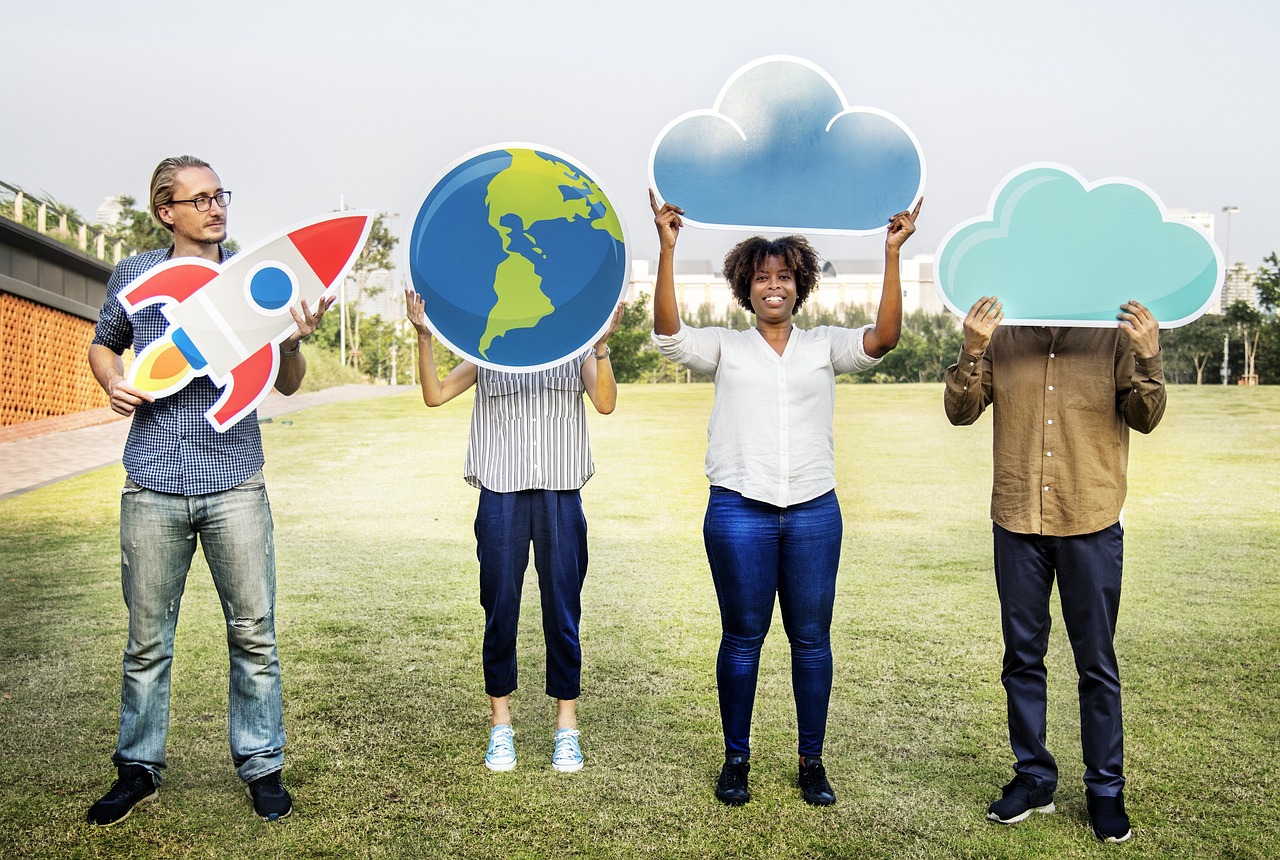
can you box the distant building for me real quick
[628,254,941,318]
[94,197,124,227]
[343,269,403,320]
[1165,208,1265,313]
[1222,263,1258,311]
[1166,209,1225,313]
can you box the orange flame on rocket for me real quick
[130,337,198,396]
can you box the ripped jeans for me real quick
[113,471,285,784]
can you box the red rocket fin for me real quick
[206,343,279,432]
[119,260,220,312]
[288,214,372,287]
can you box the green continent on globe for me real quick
[478,149,625,357]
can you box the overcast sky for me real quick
[4,0,1276,273]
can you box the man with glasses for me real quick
[86,156,330,825]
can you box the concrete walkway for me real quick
[0,385,411,501]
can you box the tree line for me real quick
[607,253,1280,386]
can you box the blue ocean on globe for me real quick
[407,147,628,370]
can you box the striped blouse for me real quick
[463,352,594,492]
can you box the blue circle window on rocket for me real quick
[249,265,295,311]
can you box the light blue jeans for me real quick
[113,471,285,784]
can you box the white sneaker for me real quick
[552,728,584,773]
[485,724,516,771]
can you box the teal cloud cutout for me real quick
[935,164,1223,328]
[648,56,924,235]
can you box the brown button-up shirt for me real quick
[944,326,1166,537]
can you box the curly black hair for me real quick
[722,236,822,314]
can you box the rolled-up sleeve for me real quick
[826,324,881,375]
[1119,348,1166,434]
[944,347,991,426]
[652,321,721,377]
[92,266,134,354]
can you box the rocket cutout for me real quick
[121,211,374,432]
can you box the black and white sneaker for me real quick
[1087,789,1133,843]
[246,771,293,821]
[86,764,158,826]
[987,773,1056,824]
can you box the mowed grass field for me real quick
[0,383,1276,860]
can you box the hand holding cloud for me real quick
[935,164,1223,328]
[649,56,925,235]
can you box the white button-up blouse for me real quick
[653,322,880,507]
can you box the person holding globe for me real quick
[405,287,622,775]
[649,189,921,806]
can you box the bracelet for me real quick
[281,343,301,357]
[594,346,610,360]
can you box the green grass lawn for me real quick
[1,384,1276,859]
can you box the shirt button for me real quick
[1046,419,1053,425]
[963,385,968,391]
[1046,451,1053,457]
[1043,485,1051,492]
[1049,353,1056,359]
[1048,385,1054,391]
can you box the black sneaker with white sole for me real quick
[1087,789,1133,843]
[246,771,293,821]
[87,764,158,826]
[987,773,1056,824]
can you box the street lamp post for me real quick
[1220,206,1239,386]
[1222,205,1238,270]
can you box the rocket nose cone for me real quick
[288,215,371,286]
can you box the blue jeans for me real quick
[703,487,842,759]
[475,488,588,700]
[993,522,1125,795]
[113,472,285,784]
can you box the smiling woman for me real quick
[721,235,822,322]
[647,189,921,809]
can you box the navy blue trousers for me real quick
[476,488,587,700]
[993,521,1125,795]
[704,487,842,759]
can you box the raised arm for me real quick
[274,295,334,395]
[943,295,1002,425]
[582,302,624,414]
[1116,299,1166,433]
[863,198,922,358]
[405,287,477,406]
[649,189,684,336]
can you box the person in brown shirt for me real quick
[944,295,1165,844]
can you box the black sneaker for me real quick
[246,771,293,821]
[798,756,837,806]
[86,764,157,826]
[987,773,1056,824]
[715,755,750,806]
[1087,789,1133,843]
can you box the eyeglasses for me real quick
[168,191,232,212]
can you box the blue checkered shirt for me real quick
[93,246,265,496]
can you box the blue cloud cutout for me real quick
[935,165,1223,328]
[649,56,925,235]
